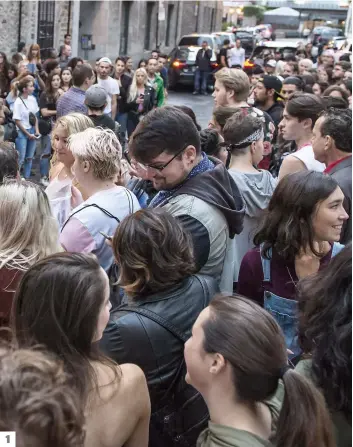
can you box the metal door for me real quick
[37,1,55,59]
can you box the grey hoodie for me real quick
[229,169,277,281]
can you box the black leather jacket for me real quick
[100,274,218,446]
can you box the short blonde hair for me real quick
[68,127,121,180]
[215,67,250,101]
[0,180,61,271]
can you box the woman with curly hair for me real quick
[0,345,85,447]
[237,171,348,357]
[295,243,351,446]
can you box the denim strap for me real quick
[260,243,272,282]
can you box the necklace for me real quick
[286,266,298,290]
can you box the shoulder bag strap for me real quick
[19,96,28,109]
[61,203,120,232]
[122,306,188,343]
[194,275,211,308]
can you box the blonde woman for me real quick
[60,127,140,271]
[0,180,60,328]
[45,113,94,227]
[126,68,155,136]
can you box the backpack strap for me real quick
[122,306,188,343]
[61,203,120,232]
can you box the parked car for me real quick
[243,41,297,75]
[320,28,345,47]
[167,46,219,89]
[308,26,344,46]
[233,30,255,53]
[177,34,221,53]
[212,32,236,46]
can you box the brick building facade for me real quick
[0,1,222,64]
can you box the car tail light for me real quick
[211,62,219,69]
[173,60,186,68]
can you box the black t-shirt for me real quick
[39,92,58,121]
[89,113,116,132]
[218,48,228,67]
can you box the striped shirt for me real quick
[56,86,87,118]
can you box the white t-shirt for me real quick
[291,144,325,172]
[13,95,39,129]
[229,47,245,67]
[97,76,120,115]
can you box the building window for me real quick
[145,2,155,50]
[37,1,55,59]
[165,4,174,47]
[210,8,215,32]
[120,1,132,55]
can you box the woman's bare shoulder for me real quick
[93,362,148,402]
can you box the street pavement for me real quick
[167,89,214,130]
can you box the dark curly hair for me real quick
[254,170,339,260]
[297,243,352,417]
[200,128,222,156]
[112,208,196,297]
[319,108,352,153]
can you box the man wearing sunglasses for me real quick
[128,106,245,293]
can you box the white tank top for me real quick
[291,144,325,172]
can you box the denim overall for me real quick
[261,243,344,359]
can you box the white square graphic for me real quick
[0,433,15,447]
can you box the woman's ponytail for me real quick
[276,369,335,447]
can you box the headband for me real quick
[227,126,264,150]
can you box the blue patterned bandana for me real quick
[149,152,214,208]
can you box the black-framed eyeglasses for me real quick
[124,145,188,172]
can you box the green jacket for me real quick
[147,74,165,107]
[196,390,282,447]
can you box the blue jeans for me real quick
[15,128,36,179]
[116,112,128,148]
[39,134,52,177]
[194,69,208,94]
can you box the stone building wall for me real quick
[0,0,223,63]
[0,1,38,56]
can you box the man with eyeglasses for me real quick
[127,106,245,293]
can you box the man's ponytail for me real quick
[275,369,335,447]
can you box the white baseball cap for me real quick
[98,57,112,65]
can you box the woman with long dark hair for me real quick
[184,295,335,447]
[66,57,84,72]
[237,171,348,357]
[60,67,72,92]
[0,52,10,98]
[101,208,217,447]
[12,252,151,447]
[38,70,63,186]
[296,243,352,446]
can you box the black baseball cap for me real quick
[259,75,284,100]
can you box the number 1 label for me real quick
[0,433,15,446]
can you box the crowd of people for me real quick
[0,29,351,447]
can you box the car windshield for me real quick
[322,29,342,37]
[174,47,216,63]
[236,32,252,38]
[178,36,213,47]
